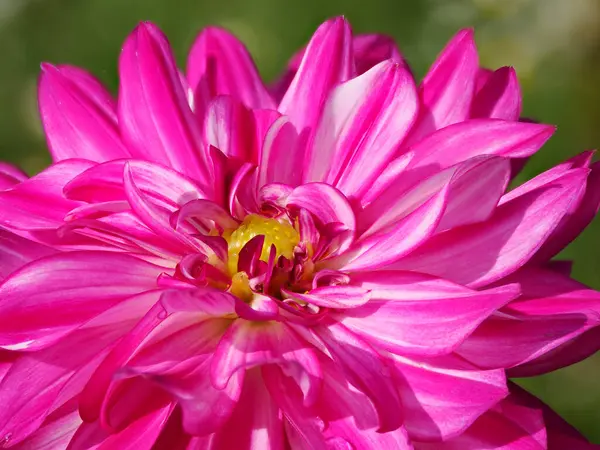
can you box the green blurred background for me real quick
[0,0,598,442]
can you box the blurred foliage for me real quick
[0,0,598,442]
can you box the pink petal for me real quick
[0,162,27,189]
[203,96,259,164]
[331,187,448,271]
[118,22,214,191]
[0,229,56,281]
[391,353,508,441]
[0,292,156,448]
[458,267,600,374]
[338,271,519,355]
[283,285,371,309]
[408,119,555,173]
[186,27,274,109]
[206,369,285,450]
[406,29,479,144]
[470,66,522,121]
[359,151,414,207]
[0,251,162,350]
[39,64,130,162]
[305,61,418,201]
[416,384,546,449]
[211,320,322,406]
[312,322,403,433]
[0,160,93,233]
[353,33,407,75]
[286,182,356,232]
[391,169,588,287]
[64,159,207,206]
[278,17,353,133]
[67,402,173,450]
[257,116,304,188]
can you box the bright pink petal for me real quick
[470,66,522,121]
[278,17,353,133]
[39,64,130,162]
[207,369,285,450]
[458,267,600,374]
[305,61,418,201]
[257,116,304,188]
[392,353,508,441]
[331,187,448,271]
[286,182,356,232]
[211,320,322,406]
[0,162,27,189]
[391,169,588,287]
[0,229,56,281]
[0,160,93,233]
[338,271,519,355]
[284,285,371,309]
[0,251,162,350]
[203,96,259,164]
[312,322,403,433]
[416,385,546,449]
[353,33,407,74]
[118,22,215,191]
[408,119,555,173]
[186,27,274,109]
[406,29,479,144]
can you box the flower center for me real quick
[224,214,300,275]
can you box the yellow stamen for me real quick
[225,214,300,275]
[229,271,253,302]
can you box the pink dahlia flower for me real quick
[0,17,598,449]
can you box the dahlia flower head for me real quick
[0,16,599,449]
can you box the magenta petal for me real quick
[392,354,508,441]
[408,119,555,173]
[406,29,479,144]
[333,186,448,271]
[278,17,353,133]
[416,384,545,449]
[312,322,403,433]
[338,271,519,355]
[39,64,130,162]
[0,160,93,233]
[391,169,588,287]
[283,285,371,310]
[0,251,161,350]
[0,229,56,281]
[211,320,322,406]
[353,33,407,75]
[186,27,274,109]
[470,66,522,121]
[0,162,27,189]
[306,61,418,201]
[118,22,214,190]
[206,369,285,450]
[204,96,259,164]
[257,116,304,188]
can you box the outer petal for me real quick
[206,369,285,450]
[0,160,94,233]
[407,119,555,173]
[415,385,546,449]
[312,322,403,433]
[337,272,519,355]
[39,64,130,162]
[118,22,214,192]
[186,27,274,109]
[278,17,353,133]
[406,29,478,144]
[305,61,418,201]
[458,267,600,374]
[392,354,508,442]
[0,162,27,189]
[470,66,522,121]
[0,229,56,281]
[211,320,322,406]
[0,251,162,350]
[353,33,407,74]
[391,169,588,287]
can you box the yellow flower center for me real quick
[224,214,300,275]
